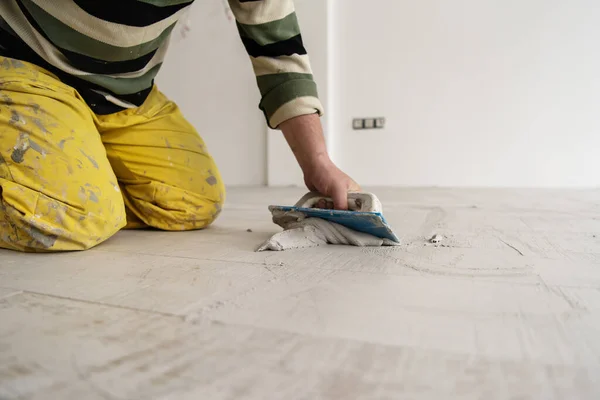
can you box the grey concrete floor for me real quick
[1,187,599,399]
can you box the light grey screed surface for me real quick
[1,187,599,399]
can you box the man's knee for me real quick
[124,178,225,232]
[0,181,126,252]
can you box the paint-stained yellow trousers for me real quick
[0,57,225,252]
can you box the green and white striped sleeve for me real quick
[228,0,324,129]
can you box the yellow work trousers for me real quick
[0,57,225,252]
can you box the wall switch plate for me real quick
[364,118,375,129]
[375,117,386,128]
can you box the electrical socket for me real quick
[352,117,385,130]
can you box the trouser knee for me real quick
[123,180,225,231]
[0,181,126,252]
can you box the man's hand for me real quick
[302,156,361,210]
[280,114,360,210]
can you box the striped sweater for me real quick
[0,0,323,128]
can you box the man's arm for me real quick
[228,0,359,209]
[280,114,359,210]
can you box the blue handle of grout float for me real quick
[269,205,400,243]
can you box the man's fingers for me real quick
[331,186,349,210]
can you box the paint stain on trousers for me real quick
[0,57,225,252]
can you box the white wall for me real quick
[157,0,265,186]
[333,0,600,187]
[159,0,600,188]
